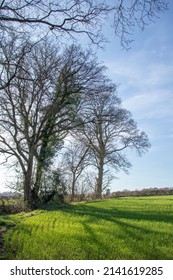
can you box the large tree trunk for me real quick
[24,157,33,207]
[32,122,54,206]
[71,172,76,201]
[96,158,104,199]
[24,175,32,206]
[34,162,43,197]
[23,152,37,208]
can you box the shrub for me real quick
[0,198,30,214]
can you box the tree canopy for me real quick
[0,0,168,48]
[0,41,111,206]
[70,76,150,198]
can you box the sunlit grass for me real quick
[2,196,173,259]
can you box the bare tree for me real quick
[75,78,151,198]
[0,41,108,207]
[62,140,90,200]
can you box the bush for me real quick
[0,198,30,214]
[39,169,67,205]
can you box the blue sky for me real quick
[96,1,173,191]
[0,1,172,193]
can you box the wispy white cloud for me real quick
[123,90,173,120]
[105,43,173,122]
[100,3,173,190]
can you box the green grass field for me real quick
[1,195,173,260]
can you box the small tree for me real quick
[62,141,90,200]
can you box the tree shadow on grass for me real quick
[57,202,173,225]
[55,202,173,259]
[3,200,173,260]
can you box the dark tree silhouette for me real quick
[74,79,151,198]
[0,42,107,207]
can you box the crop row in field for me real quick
[2,196,173,259]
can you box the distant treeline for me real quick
[108,187,173,198]
[1,187,173,205]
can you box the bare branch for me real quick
[73,75,150,197]
[0,1,168,48]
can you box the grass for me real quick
[1,195,173,259]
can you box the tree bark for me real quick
[71,172,76,201]
[24,155,34,207]
[34,162,43,197]
[96,158,104,199]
